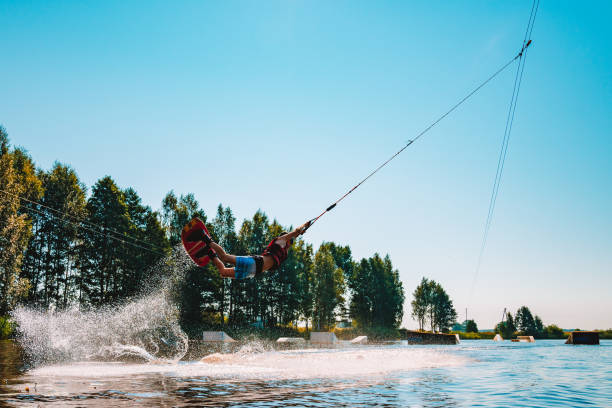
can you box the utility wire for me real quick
[0,188,168,256]
[0,187,165,252]
[22,203,168,256]
[0,189,162,250]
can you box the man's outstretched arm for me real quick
[279,222,309,241]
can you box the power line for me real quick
[0,188,168,256]
[23,204,167,256]
[0,187,165,253]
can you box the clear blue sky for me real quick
[1,1,610,330]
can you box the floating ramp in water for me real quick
[277,337,306,344]
[310,332,338,344]
[202,331,236,342]
[493,334,504,341]
[350,336,368,344]
[565,331,599,345]
[511,336,535,343]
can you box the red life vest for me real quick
[263,237,290,269]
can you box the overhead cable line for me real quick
[1,187,165,252]
[302,39,533,232]
[22,203,167,256]
[0,188,168,256]
[469,0,539,298]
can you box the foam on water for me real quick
[12,245,192,365]
[28,345,468,380]
[9,244,468,384]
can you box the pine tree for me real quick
[0,128,32,314]
[506,312,516,335]
[211,205,237,327]
[515,306,537,336]
[431,282,457,332]
[411,277,430,331]
[411,278,456,332]
[161,191,204,246]
[312,245,345,330]
[465,319,478,333]
[160,191,221,332]
[39,164,87,307]
[275,235,306,326]
[495,311,517,338]
[320,242,353,324]
[11,148,44,306]
[534,315,544,338]
[121,188,170,298]
[78,176,130,305]
[235,210,270,325]
[380,255,405,328]
[295,241,315,331]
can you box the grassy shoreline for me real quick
[451,330,612,340]
[3,314,611,342]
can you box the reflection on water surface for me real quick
[1,340,611,407]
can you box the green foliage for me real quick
[78,177,132,304]
[295,241,315,330]
[22,163,87,308]
[544,324,565,339]
[0,128,33,314]
[495,307,570,339]
[161,191,205,246]
[515,306,537,336]
[0,126,408,339]
[596,329,612,340]
[465,319,478,333]
[431,283,457,333]
[350,254,404,329]
[312,246,345,330]
[0,315,16,339]
[411,277,430,330]
[495,311,516,338]
[411,278,457,332]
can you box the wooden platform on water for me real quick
[565,331,599,345]
[511,336,535,343]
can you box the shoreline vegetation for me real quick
[2,312,610,342]
[1,127,609,345]
[452,330,612,340]
[0,126,405,342]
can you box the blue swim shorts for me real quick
[234,256,263,280]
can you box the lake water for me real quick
[1,339,610,407]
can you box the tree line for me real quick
[0,127,405,335]
[495,306,565,339]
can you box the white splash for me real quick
[12,246,191,365]
[12,291,188,365]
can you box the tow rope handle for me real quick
[301,203,337,234]
[302,219,313,233]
